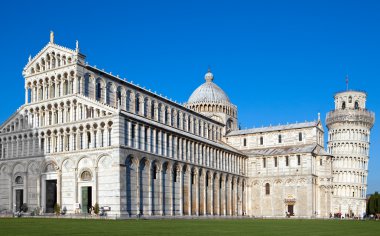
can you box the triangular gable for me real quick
[22,41,82,77]
[0,105,26,132]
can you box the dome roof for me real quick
[187,70,231,104]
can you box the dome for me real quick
[187,70,231,104]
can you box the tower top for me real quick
[345,75,349,91]
[204,68,214,82]
[50,31,54,44]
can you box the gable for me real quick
[23,42,80,77]
[0,105,26,134]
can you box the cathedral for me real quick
[0,33,375,218]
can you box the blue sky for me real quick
[0,0,379,193]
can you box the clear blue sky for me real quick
[0,0,379,193]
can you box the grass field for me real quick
[0,218,379,236]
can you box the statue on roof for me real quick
[50,31,54,44]
[76,40,79,52]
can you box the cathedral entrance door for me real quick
[46,180,57,213]
[288,205,294,216]
[81,186,92,213]
[15,189,23,212]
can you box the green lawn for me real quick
[0,218,379,236]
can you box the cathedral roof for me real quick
[227,121,319,136]
[187,69,231,104]
[241,143,331,157]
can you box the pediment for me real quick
[0,105,26,134]
[22,42,82,77]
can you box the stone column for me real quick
[154,102,158,121]
[183,166,190,215]
[142,162,150,216]
[152,129,157,154]
[213,174,219,215]
[25,87,29,104]
[191,169,198,215]
[60,81,64,97]
[135,160,140,216]
[146,127,151,152]
[158,168,163,216]
[24,171,28,205]
[36,85,40,102]
[57,170,62,205]
[134,124,139,149]
[74,76,78,94]
[139,96,144,116]
[221,175,226,216]
[233,178,238,215]
[146,99,152,119]
[163,132,167,156]
[173,136,177,159]
[178,138,182,160]
[227,177,232,216]
[200,170,206,216]
[141,126,146,151]
[157,130,162,155]
[207,172,213,215]
[168,134,172,158]
[8,175,12,211]
[94,167,98,204]
[167,108,172,126]
[127,121,132,147]
[168,165,173,216]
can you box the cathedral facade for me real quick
[0,34,375,218]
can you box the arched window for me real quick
[144,98,149,117]
[85,132,90,148]
[96,82,102,100]
[260,136,264,145]
[342,101,346,109]
[354,101,359,110]
[243,138,247,146]
[278,134,282,143]
[126,91,131,112]
[158,104,162,122]
[226,118,233,132]
[348,96,352,103]
[286,156,289,166]
[135,95,140,114]
[151,101,155,118]
[152,165,157,180]
[177,112,180,128]
[117,90,122,106]
[165,108,169,125]
[299,132,302,141]
[265,183,270,195]
[173,169,177,183]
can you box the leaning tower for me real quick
[326,90,375,217]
